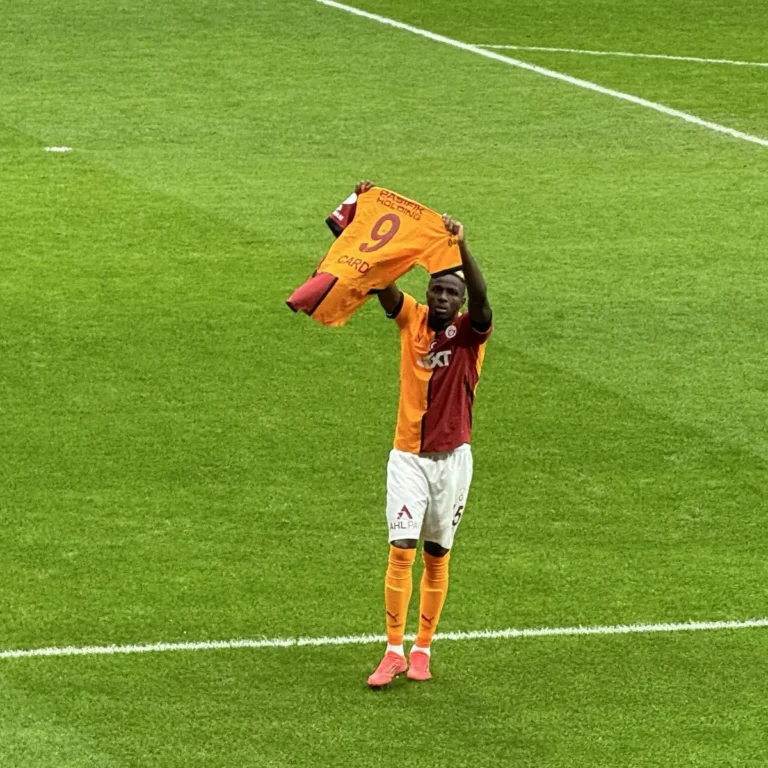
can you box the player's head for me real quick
[427,272,465,328]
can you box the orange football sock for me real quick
[415,550,451,648]
[385,546,417,645]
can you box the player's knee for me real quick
[391,539,417,550]
[423,540,449,558]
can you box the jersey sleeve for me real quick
[388,293,418,330]
[455,311,493,346]
[325,191,358,238]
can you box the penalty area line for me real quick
[313,0,768,149]
[2,618,767,661]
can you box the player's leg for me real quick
[383,449,428,652]
[408,445,473,681]
[368,449,429,688]
[384,539,417,656]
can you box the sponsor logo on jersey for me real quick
[417,350,452,369]
[376,190,424,220]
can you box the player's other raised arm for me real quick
[442,214,492,329]
[377,284,404,316]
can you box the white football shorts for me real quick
[385,443,474,550]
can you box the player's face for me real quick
[427,275,465,326]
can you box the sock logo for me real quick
[386,611,399,621]
[421,615,434,626]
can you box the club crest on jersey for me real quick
[417,350,452,369]
[446,325,457,339]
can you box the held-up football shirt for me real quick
[286,187,464,327]
[391,293,491,455]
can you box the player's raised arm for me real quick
[377,284,404,316]
[442,214,492,328]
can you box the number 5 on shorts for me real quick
[452,504,465,528]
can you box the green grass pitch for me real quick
[2,0,767,765]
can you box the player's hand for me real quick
[442,214,465,243]
[355,180,374,195]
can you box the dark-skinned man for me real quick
[361,180,493,688]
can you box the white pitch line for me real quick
[2,618,767,661]
[477,44,768,68]
[314,0,768,149]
